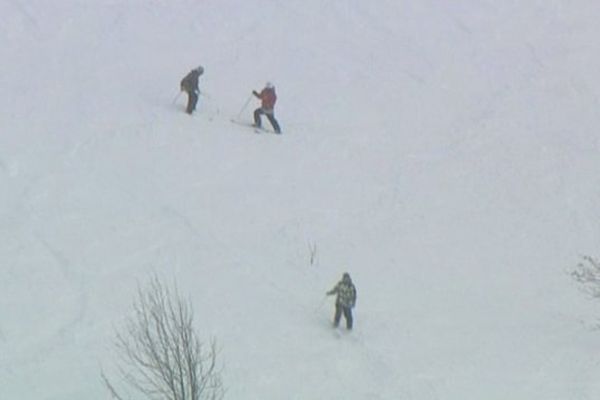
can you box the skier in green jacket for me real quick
[326,272,357,329]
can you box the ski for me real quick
[230,119,279,134]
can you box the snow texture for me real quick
[1,1,600,399]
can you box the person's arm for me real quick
[181,71,194,92]
[326,283,339,296]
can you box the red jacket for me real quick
[257,87,277,111]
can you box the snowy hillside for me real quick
[2,1,600,399]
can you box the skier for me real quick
[252,82,281,133]
[326,272,357,330]
[180,66,204,114]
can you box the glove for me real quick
[253,90,259,96]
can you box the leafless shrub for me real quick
[571,255,600,298]
[102,277,223,400]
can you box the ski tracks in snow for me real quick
[330,327,444,399]
[36,233,89,324]
[7,0,39,31]
[13,234,90,367]
[0,155,19,178]
[328,328,434,398]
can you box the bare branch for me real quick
[101,276,224,400]
[308,241,318,266]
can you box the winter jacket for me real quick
[254,87,277,112]
[327,278,357,308]
[181,70,201,93]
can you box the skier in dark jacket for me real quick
[326,272,357,329]
[180,66,204,114]
[252,82,281,133]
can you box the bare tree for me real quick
[102,277,223,400]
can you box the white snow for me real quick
[2,1,600,399]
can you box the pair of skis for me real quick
[230,119,281,135]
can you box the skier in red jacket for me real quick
[252,82,281,134]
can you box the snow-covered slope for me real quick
[2,1,600,399]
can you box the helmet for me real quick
[342,272,351,281]
[196,66,204,74]
[265,81,274,89]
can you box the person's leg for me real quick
[185,92,192,113]
[266,113,281,133]
[190,91,199,112]
[253,108,264,127]
[186,91,198,114]
[343,306,353,330]
[333,304,342,327]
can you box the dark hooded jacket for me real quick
[327,274,357,308]
[181,69,201,93]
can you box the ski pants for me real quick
[334,303,353,329]
[254,108,281,133]
[186,90,198,114]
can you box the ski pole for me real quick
[314,295,328,313]
[235,93,253,120]
[172,91,182,105]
